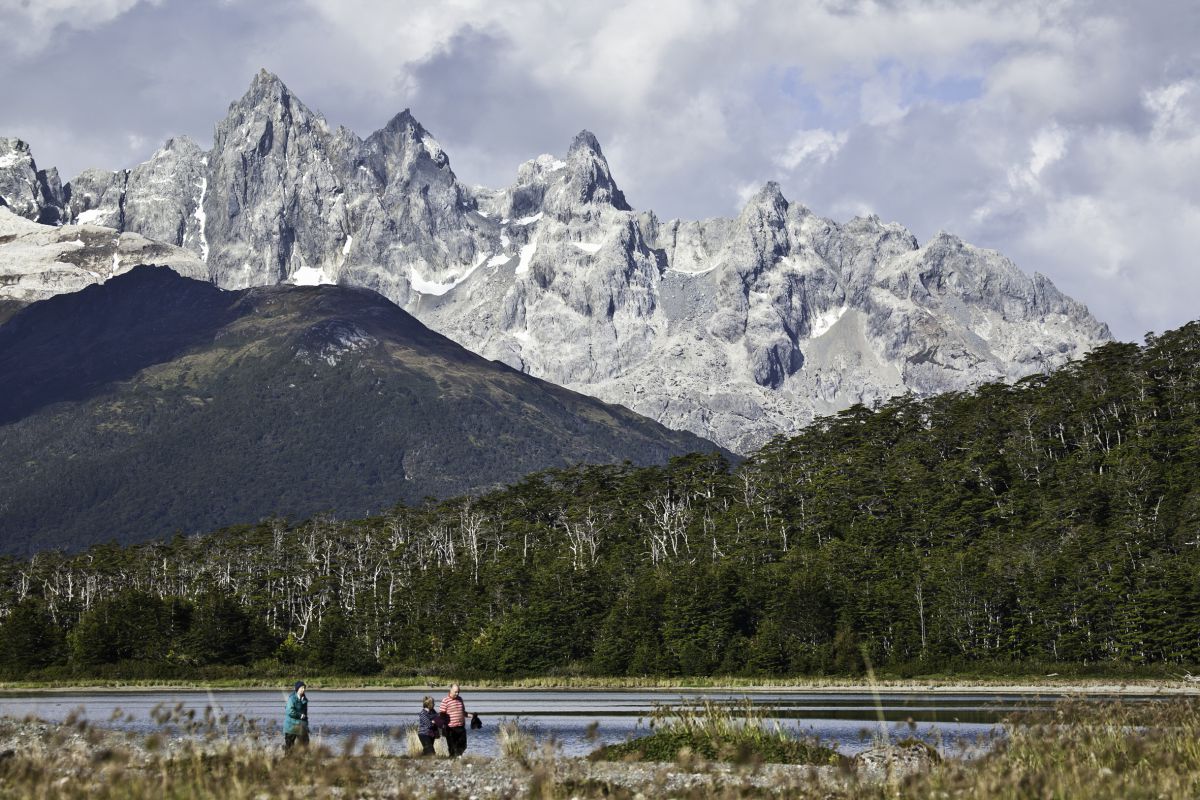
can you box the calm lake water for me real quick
[0,689,1158,757]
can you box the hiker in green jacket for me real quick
[284,680,309,749]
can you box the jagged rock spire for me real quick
[366,108,450,171]
[0,138,66,224]
[236,68,291,108]
[560,130,630,211]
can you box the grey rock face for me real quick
[0,206,206,308]
[123,136,208,255]
[204,69,350,288]
[35,71,481,299]
[480,131,630,223]
[341,107,482,301]
[420,148,1110,453]
[197,70,484,300]
[2,71,1113,453]
[35,167,67,225]
[66,168,128,228]
[63,139,207,252]
[0,139,41,220]
[0,138,66,224]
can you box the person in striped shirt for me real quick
[438,683,468,757]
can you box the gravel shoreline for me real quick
[0,717,868,798]
[365,756,848,798]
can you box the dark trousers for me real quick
[418,733,436,755]
[446,725,467,757]
[284,729,309,750]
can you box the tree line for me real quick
[0,321,1197,680]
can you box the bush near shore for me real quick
[590,700,846,766]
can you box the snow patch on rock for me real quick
[194,167,209,262]
[409,250,492,296]
[290,265,333,286]
[516,237,538,276]
[422,133,445,161]
[808,305,848,338]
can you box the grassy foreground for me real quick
[2,698,1200,798]
[899,696,1200,799]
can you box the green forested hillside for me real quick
[0,321,1197,679]
[0,266,720,555]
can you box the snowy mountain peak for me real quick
[740,181,791,220]
[554,129,630,212]
[568,129,605,157]
[156,135,202,156]
[243,68,290,103]
[224,70,291,123]
[0,71,1113,453]
[381,108,418,133]
[369,109,450,170]
[220,69,332,142]
[0,138,41,220]
[0,137,34,165]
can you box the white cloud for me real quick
[1144,79,1200,139]
[776,128,846,171]
[858,70,907,126]
[1028,125,1068,177]
[971,124,1067,224]
[0,0,159,55]
[1010,81,1200,337]
[125,133,148,154]
[735,181,762,207]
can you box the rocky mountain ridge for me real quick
[0,70,1112,452]
[0,206,206,323]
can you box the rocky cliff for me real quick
[420,155,1110,451]
[0,138,66,225]
[0,71,1112,452]
[0,206,205,311]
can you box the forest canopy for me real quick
[1,321,1197,680]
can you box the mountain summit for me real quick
[0,71,1112,452]
[560,130,630,211]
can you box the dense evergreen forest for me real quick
[0,321,1197,680]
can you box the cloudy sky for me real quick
[1,0,1195,340]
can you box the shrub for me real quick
[590,699,845,766]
